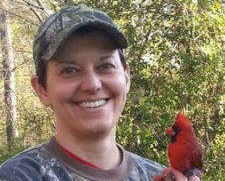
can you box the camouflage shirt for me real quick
[0,137,164,181]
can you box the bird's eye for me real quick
[176,127,181,132]
[172,126,181,133]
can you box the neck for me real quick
[55,127,121,170]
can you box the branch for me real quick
[0,7,39,26]
[15,0,49,22]
[29,6,42,23]
[35,0,49,16]
[17,0,49,17]
[19,0,43,10]
[19,0,48,23]
[36,0,43,6]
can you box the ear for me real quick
[124,63,130,94]
[31,75,51,107]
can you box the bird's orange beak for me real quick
[165,127,175,136]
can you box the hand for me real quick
[161,167,201,181]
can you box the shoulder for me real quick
[131,152,164,172]
[0,143,49,180]
[0,138,73,181]
[128,151,165,180]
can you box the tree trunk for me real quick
[0,0,18,150]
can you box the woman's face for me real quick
[32,31,130,139]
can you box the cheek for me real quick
[47,82,75,103]
[111,76,128,102]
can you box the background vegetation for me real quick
[0,0,225,180]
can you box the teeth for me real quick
[80,99,106,108]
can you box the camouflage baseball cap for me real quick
[33,4,128,73]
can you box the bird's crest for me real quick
[174,112,194,131]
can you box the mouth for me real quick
[79,99,108,108]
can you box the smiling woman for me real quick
[34,31,130,141]
[0,4,200,181]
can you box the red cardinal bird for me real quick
[154,113,202,181]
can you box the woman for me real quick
[0,4,200,181]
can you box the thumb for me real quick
[162,167,188,181]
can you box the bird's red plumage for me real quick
[167,113,202,172]
[154,113,202,181]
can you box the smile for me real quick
[80,99,107,108]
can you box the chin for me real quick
[84,124,116,138]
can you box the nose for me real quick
[81,72,102,93]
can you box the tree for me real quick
[0,0,18,150]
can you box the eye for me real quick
[172,125,181,133]
[60,66,79,75]
[98,63,116,72]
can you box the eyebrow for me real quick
[54,59,77,65]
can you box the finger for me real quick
[188,175,201,181]
[164,167,188,181]
[164,172,175,181]
[185,167,202,178]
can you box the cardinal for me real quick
[154,113,202,181]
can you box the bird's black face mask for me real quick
[171,126,181,143]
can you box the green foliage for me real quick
[0,0,225,180]
[203,133,225,180]
[0,143,28,164]
[116,1,225,180]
